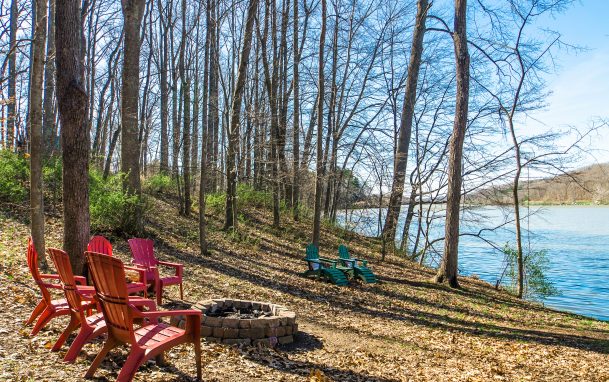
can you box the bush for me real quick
[0,150,29,203]
[205,192,226,215]
[89,170,141,233]
[43,156,63,205]
[237,184,272,209]
[143,173,176,195]
[502,244,560,300]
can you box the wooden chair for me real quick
[303,243,349,286]
[47,248,157,363]
[337,244,377,283]
[88,236,148,298]
[25,237,90,336]
[128,238,183,305]
[85,252,201,382]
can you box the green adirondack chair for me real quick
[337,244,377,283]
[303,243,350,286]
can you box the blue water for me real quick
[339,206,609,321]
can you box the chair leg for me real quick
[85,336,117,379]
[63,324,96,362]
[116,349,145,382]
[30,306,56,336]
[156,282,162,306]
[52,313,79,351]
[194,338,202,381]
[179,282,183,300]
[26,300,46,326]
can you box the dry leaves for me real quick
[1,200,609,381]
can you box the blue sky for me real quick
[528,0,609,164]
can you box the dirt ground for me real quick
[1,198,608,381]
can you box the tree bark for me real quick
[224,0,258,230]
[435,0,470,288]
[312,0,326,246]
[29,0,49,269]
[56,0,90,275]
[43,0,57,156]
[158,0,170,173]
[382,0,429,257]
[291,0,300,220]
[120,0,145,234]
[7,0,18,150]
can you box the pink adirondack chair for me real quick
[85,252,201,382]
[25,237,90,336]
[88,236,148,298]
[47,248,157,363]
[128,238,183,305]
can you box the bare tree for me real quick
[56,0,90,274]
[435,0,470,287]
[121,0,145,233]
[381,0,429,257]
[224,0,260,230]
[312,0,327,246]
[29,0,49,268]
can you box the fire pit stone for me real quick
[170,298,297,346]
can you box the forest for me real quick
[1,0,609,380]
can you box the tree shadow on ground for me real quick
[153,238,609,355]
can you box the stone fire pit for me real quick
[171,298,297,347]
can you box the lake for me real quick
[338,205,609,321]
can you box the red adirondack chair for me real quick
[25,237,91,336]
[48,248,157,363]
[88,236,148,298]
[128,238,183,305]
[85,252,201,382]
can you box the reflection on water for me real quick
[339,206,609,321]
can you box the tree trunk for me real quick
[7,0,18,150]
[435,0,470,288]
[29,0,48,270]
[199,0,212,255]
[382,0,429,256]
[291,0,300,220]
[224,0,259,230]
[158,0,170,173]
[43,0,57,156]
[312,0,326,246]
[120,0,145,234]
[56,0,90,275]
[182,79,191,216]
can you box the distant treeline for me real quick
[468,163,609,205]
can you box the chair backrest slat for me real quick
[87,236,113,257]
[305,243,319,260]
[128,238,157,267]
[48,248,83,315]
[338,244,349,260]
[27,237,51,303]
[86,251,134,343]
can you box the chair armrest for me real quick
[74,275,87,285]
[351,258,368,266]
[40,274,60,281]
[157,261,183,277]
[340,258,356,267]
[127,297,157,312]
[136,309,201,320]
[125,265,148,285]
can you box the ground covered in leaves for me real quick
[1,197,609,381]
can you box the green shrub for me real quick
[143,173,176,195]
[89,169,140,233]
[0,150,29,203]
[502,244,560,300]
[205,192,226,215]
[237,184,272,209]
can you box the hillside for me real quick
[469,163,609,205]
[1,196,609,381]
